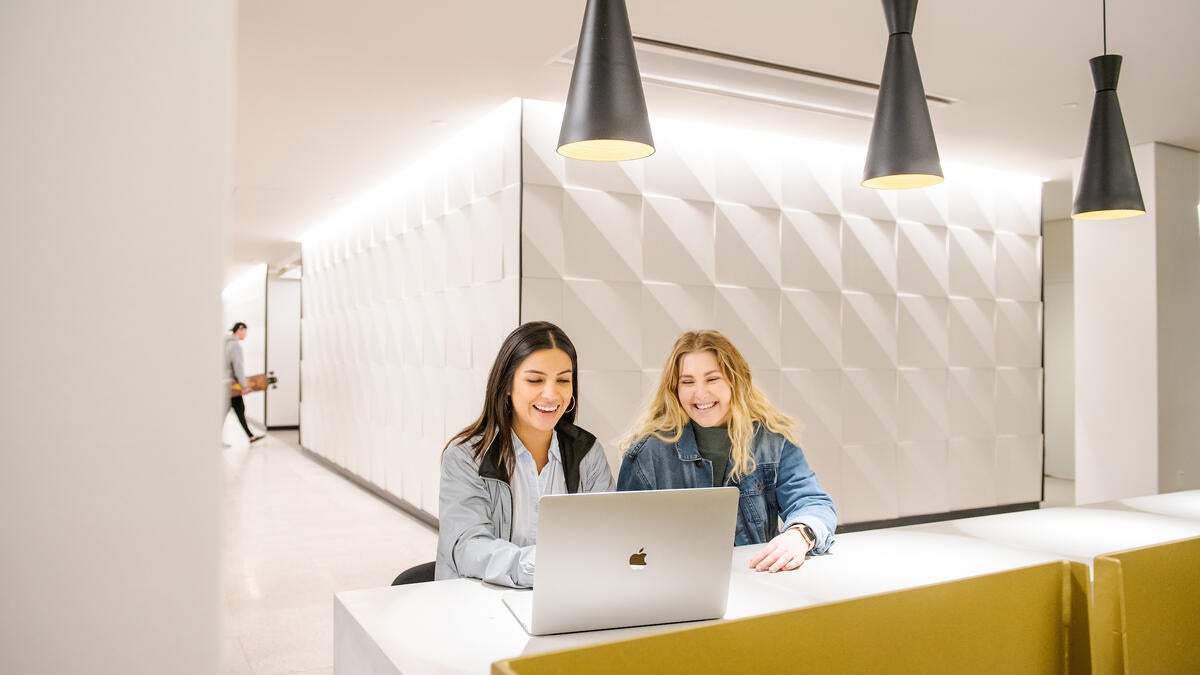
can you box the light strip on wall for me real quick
[554,36,957,122]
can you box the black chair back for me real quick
[392,560,436,586]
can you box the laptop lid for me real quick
[503,486,739,635]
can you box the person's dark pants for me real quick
[229,395,254,438]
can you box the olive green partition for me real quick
[494,561,1091,675]
[1091,536,1200,675]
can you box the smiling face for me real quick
[509,348,574,438]
[676,349,732,428]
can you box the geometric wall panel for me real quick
[299,99,1042,526]
[994,177,1042,236]
[897,220,949,297]
[949,438,998,510]
[996,300,1042,368]
[563,187,642,283]
[643,196,716,286]
[841,369,897,446]
[948,226,996,299]
[949,297,996,368]
[714,286,781,372]
[782,290,841,369]
[518,100,1044,523]
[573,369,643,470]
[898,295,949,368]
[781,153,842,216]
[949,368,997,439]
[842,215,897,295]
[843,292,898,368]
[781,369,843,463]
[782,369,840,485]
[520,185,565,279]
[996,435,1044,504]
[995,232,1042,302]
[996,367,1043,436]
[896,441,950,517]
[898,368,949,442]
[300,100,522,516]
[781,209,842,292]
[947,180,997,232]
[642,122,717,203]
[715,203,781,289]
[642,283,715,367]
[897,182,951,227]
[840,443,900,523]
[565,152,644,197]
[714,140,782,209]
[563,279,641,372]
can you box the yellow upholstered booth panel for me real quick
[494,561,1090,675]
[1091,535,1200,675]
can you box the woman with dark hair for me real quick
[434,321,614,588]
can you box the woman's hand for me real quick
[748,528,811,573]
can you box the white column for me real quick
[1074,142,1200,503]
[267,277,303,427]
[0,1,231,674]
[1152,144,1200,493]
[1073,144,1160,504]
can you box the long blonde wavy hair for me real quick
[621,330,801,480]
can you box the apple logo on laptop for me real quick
[628,547,648,570]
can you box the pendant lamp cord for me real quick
[1102,0,1107,55]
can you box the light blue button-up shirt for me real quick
[509,431,568,548]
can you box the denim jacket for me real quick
[434,422,615,588]
[617,424,836,553]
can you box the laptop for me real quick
[501,486,739,635]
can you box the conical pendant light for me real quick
[1072,1,1144,220]
[862,0,943,190]
[557,0,655,162]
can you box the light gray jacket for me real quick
[434,422,615,588]
[224,334,246,389]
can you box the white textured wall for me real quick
[0,1,229,673]
[223,265,268,426]
[301,101,521,517]
[267,277,302,427]
[521,100,1044,525]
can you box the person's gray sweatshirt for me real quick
[224,334,247,389]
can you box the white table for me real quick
[334,491,1200,675]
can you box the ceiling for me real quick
[232,0,1200,283]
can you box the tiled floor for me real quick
[221,428,437,675]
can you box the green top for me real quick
[691,421,732,488]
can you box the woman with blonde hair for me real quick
[618,330,836,572]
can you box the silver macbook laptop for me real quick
[501,487,739,636]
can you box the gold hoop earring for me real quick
[565,396,576,414]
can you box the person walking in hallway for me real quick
[225,322,264,443]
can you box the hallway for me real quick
[221,431,437,675]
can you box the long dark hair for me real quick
[444,321,579,482]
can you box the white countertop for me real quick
[334,490,1200,674]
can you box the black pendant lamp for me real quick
[862,0,943,190]
[1072,1,1144,220]
[557,0,655,162]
